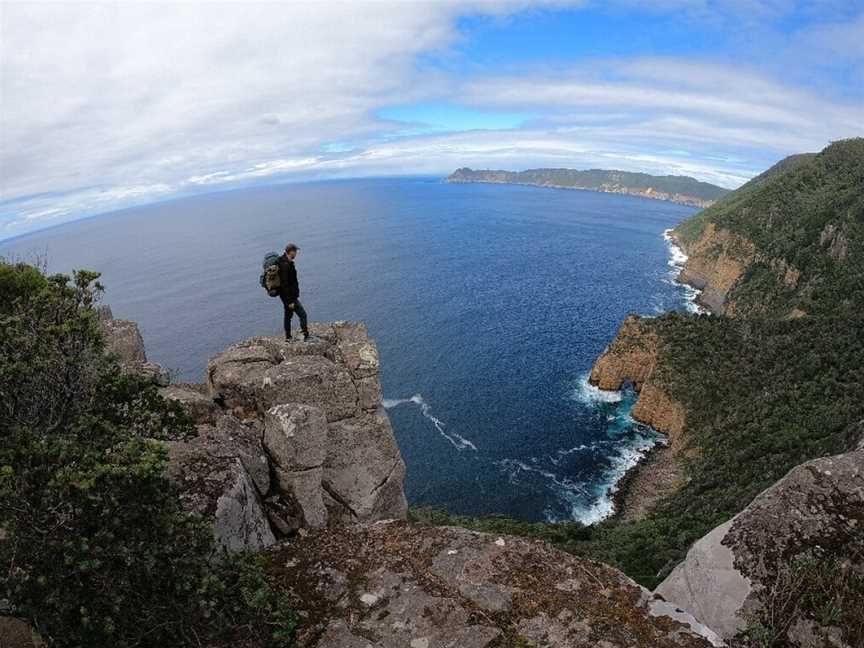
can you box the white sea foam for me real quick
[383,393,478,451]
[662,228,707,314]
[573,373,622,404]
[557,431,661,525]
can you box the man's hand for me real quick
[288,302,295,310]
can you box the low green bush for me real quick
[0,261,296,647]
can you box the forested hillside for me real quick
[446,167,729,207]
[675,138,864,317]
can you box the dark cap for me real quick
[284,243,299,254]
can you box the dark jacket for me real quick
[277,256,300,302]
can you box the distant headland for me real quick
[445,167,730,208]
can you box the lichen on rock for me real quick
[165,321,407,550]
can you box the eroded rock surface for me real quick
[589,315,658,391]
[164,322,406,549]
[656,449,864,647]
[99,305,169,385]
[589,316,687,519]
[273,522,720,648]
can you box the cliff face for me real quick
[673,139,863,318]
[589,316,688,519]
[161,321,408,551]
[589,315,685,439]
[674,223,756,314]
[673,223,806,316]
[588,315,658,391]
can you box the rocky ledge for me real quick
[274,521,721,648]
[159,321,407,551]
[136,319,724,646]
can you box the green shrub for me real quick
[0,262,296,647]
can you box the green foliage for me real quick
[675,139,864,317]
[733,553,864,648]
[0,262,296,647]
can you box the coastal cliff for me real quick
[672,139,863,318]
[144,320,723,647]
[589,315,688,519]
[446,167,728,208]
[575,139,864,646]
[589,315,685,438]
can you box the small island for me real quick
[446,167,730,208]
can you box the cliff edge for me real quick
[154,321,721,647]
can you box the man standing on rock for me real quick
[278,243,310,342]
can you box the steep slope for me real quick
[656,448,864,646]
[446,167,729,207]
[673,139,864,317]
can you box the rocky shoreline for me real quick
[610,438,682,522]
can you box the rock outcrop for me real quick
[674,224,756,314]
[589,316,688,519]
[655,449,864,647]
[589,315,658,391]
[277,521,722,648]
[98,305,170,385]
[162,321,407,551]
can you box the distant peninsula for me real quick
[446,167,730,208]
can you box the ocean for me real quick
[1,177,699,524]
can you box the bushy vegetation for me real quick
[0,261,296,647]
[675,138,864,317]
[733,552,864,648]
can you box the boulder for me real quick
[159,384,220,424]
[181,322,407,538]
[263,403,407,527]
[207,334,361,421]
[323,408,407,523]
[263,404,330,528]
[166,422,275,552]
[101,316,147,366]
[655,449,864,646]
[258,356,357,421]
[99,306,171,385]
[277,522,720,648]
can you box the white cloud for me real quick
[1,1,862,239]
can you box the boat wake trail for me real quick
[383,394,478,451]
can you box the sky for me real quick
[1,0,862,240]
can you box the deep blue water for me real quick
[1,178,698,523]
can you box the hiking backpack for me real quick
[260,252,281,297]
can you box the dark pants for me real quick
[279,295,308,338]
